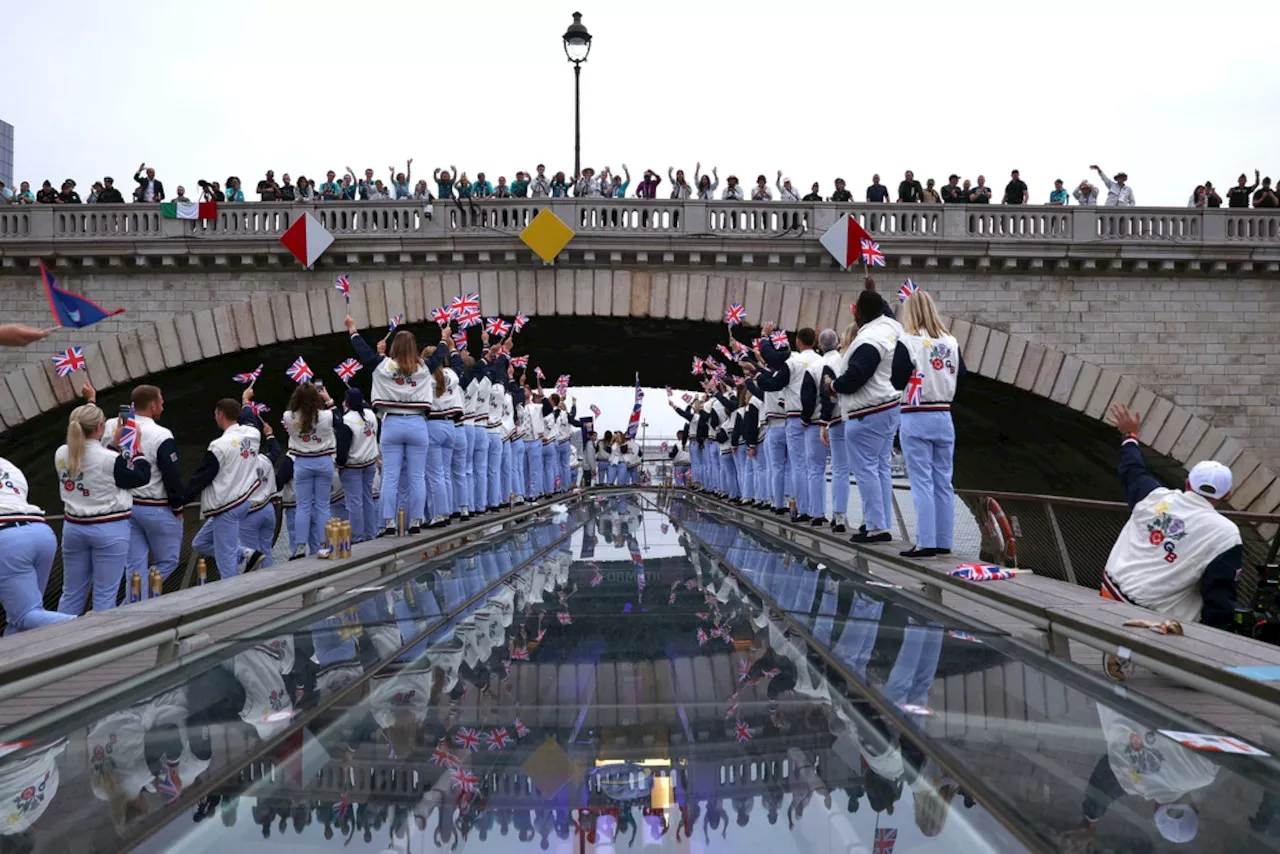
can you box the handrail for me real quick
[952,485,1280,525]
[0,493,566,704]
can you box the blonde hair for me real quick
[901,291,948,337]
[388,329,420,376]
[65,404,104,478]
[840,321,858,351]
[913,781,959,837]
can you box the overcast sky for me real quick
[4,1,1277,207]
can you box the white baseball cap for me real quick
[1154,803,1199,843]
[1188,460,1233,500]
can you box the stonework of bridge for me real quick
[0,200,1277,518]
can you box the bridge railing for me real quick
[4,200,1280,247]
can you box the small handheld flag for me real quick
[456,309,482,330]
[513,312,530,333]
[335,358,361,384]
[153,761,183,805]
[534,367,545,381]
[485,317,511,337]
[555,374,570,396]
[691,357,705,376]
[431,306,452,327]
[510,355,529,369]
[449,293,480,318]
[51,346,86,377]
[118,407,142,461]
[233,363,263,386]
[381,313,406,343]
[665,386,672,396]
[249,402,270,415]
[898,279,919,303]
[681,393,692,403]
[285,357,314,384]
[41,262,125,329]
[590,404,600,417]
[724,303,746,327]
[770,330,790,349]
[452,330,468,349]
[860,238,886,267]
[334,274,351,304]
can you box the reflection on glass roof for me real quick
[2,493,1280,853]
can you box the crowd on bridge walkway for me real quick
[0,311,629,635]
[7,159,1280,209]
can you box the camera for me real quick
[197,179,209,187]
[1234,563,1280,644]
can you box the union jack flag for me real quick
[431,743,460,769]
[697,628,708,646]
[898,279,919,303]
[682,393,692,403]
[453,727,482,751]
[334,274,351,301]
[285,357,313,384]
[335,358,362,383]
[449,293,480,318]
[332,792,352,826]
[668,592,677,604]
[513,717,529,738]
[558,612,572,625]
[451,767,480,793]
[232,363,263,385]
[692,357,704,376]
[118,408,142,460]
[770,330,790,349]
[456,309,482,329]
[725,699,739,719]
[625,373,643,440]
[510,355,529,369]
[485,316,511,337]
[724,302,746,327]
[861,238,886,267]
[249,402,270,415]
[590,569,603,587]
[485,728,511,751]
[873,828,897,854]
[590,404,600,417]
[534,367,545,380]
[511,645,530,660]
[154,760,182,804]
[905,370,923,406]
[513,312,529,332]
[388,313,405,333]
[453,331,468,349]
[949,564,1016,582]
[431,306,452,327]
[734,721,754,743]
[51,345,87,377]
[737,659,751,682]
[660,441,669,452]
[948,631,982,643]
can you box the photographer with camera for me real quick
[1099,404,1242,675]
[198,179,225,202]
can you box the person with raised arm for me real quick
[56,387,153,615]
[181,391,267,581]
[457,342,491,512]
[240,405,283,566]
[694,163,719,200]
[347,314,445,535]
[434,166,458,200]
[521,374,544,500]
[0,456,75,631]
[669,167,693,200]
[482,337,511,508]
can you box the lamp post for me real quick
[562,12,592,181]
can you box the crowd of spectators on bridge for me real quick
[4,161,1280,210]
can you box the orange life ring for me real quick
[984,497,1017,563]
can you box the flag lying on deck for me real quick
[949,563,1016,582]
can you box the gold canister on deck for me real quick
[129,570,142,603]
[342,521,353,557]
[149,566,163,597]
[322,520,336,558]
[397,509,406,537]
[196,558,207,586]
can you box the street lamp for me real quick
[562,11,592,180]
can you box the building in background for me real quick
[0,121,12,188]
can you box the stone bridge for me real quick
[0,200,1277,516]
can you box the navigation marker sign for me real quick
[818,214,874,270]
[520,209,575,264]
[280,212,335,269]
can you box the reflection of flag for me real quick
[285,357,313,384]
[451,768,480,793]
[724,302,746,326]
[51,346,87,377]
[734,721,754,743]
[486,728,512,751]
[430,744,460,769]
[41,262,125,328]
[697,628,708,646]
[273,727,329,787]
[513,717,529,738]
[233,363,263,385]
[737,660,751,681]
[949,563,1015,582]
[154,760,182,804]
[628,537,643,567]
[590,569,603,587]
[873,828,897,854]
[558,612,572,625]
[331,792,352,826]
[453,727,482,751]
[511,645,530,660]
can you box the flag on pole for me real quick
[513,312,530,332]
[449,293,480,318]
[589,404,600,417]
[51,346,86,377]
[285,357,314,384]
[335,359,361,384]
[118,408,142,461]
[41,262,125,328]
[691,357,705,376]
[233,363,263,385]
[873,828,897,854]
[159,200,217,220]
[724,303,746,327]
[431,306,452,327]
[511,355,529,369]
[681,393,692,403]
[625,373,643,439]
[770,330,790,349]
[898,279,919,303]
[456,309,482,329]
[555,374,570,396]
[534,367,545,381]
[860,238,886,267]
[381,313,406,343]
[279,212,335,269]
[249,402,270,415]
[334,274,351,303]
[485,317,512,337]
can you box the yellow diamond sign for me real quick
[520,209,575,264]
[521,736,575,796]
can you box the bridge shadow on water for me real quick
[0,315,1185,511]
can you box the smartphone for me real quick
[118,405,132,423]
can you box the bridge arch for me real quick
[1,268,1273,515]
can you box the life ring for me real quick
[984,497,1017,564]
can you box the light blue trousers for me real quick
[883,622,944,709]
[899,411,956,549]
[293,455,335,553]
[502,441,514,501]
[735,446,751,498]
[0,523,74,633]
[785,418,808,516]
[805,424,829,519]
[675,464,691,486]
[128,504,183,597]
[765,424,788,509]
[829,421,849,516]
[240,503,276,567]
[541,442,557,493]
[556,442,571,493]
[512,440,527,500]
[341,465,379,541]
[845,407,901,533]
[470,426,489,511]
[721,451,738,499]
[486,432,503,507]
[454,425,471,511]
[59,518,130,615]
[381,414,428,525]
[426,419,456,519]
[525,440,543,497]
[192,501,252,580]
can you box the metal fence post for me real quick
[1044,501,1078,585]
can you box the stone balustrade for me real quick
[2,201,1278,275]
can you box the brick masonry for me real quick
[2,266,1276,516]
